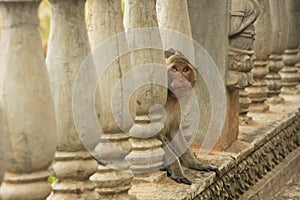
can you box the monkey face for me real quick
[167,63,195,98]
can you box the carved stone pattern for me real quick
[227,0,260,89]
[195,114,300,199]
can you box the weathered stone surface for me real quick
[239,89,252,124]
[46,0,98,198]
[271,171,300,199]
[0,105,6,185]
[228,0,259,89]
[189,0,236,151]
[246,61,270,112]
[87,0,135,198]
[0,1,56,199]
[245,0,271,113]
[243,142,300,200]
[215,88,240,150]
[0,3,4,187]
[123,0,167,173]
[128,93,300,199]
[280,0,300,95]
[0,1,299,199]
[266,0,289,103]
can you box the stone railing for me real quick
[0,0,300,199]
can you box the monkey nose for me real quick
[179,76,186,82]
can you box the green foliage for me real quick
[38,0,51,52]
[48,175,57,184]
[37,0,125,53]
[122,0,125,17]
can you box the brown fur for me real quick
[158,49,220,185]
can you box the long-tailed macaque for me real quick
[159,49,220,185]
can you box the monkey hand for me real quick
[205,164,220,177]
[165,167,193,185]
[172,175,192,185]
[190,163,221,177]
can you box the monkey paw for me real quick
[206,165,220,177]
[173,176,192,185]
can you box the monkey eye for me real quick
[171,66,179,72]
[182,66,190,72]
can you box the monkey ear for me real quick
[164,48,176,59]
[174,50,185,57]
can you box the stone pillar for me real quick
[0,124,4,186]
[156,0,193,53]
[267,54,285,103]
[156,0,192,36]
[87,0,134,199]
[0,10,4,185]
[228,0,260,122]
[156,0,196,149]
[46,0,98,199]
[266,0,289,103]
[228,0,260,121]
[296,2,300,88]
[246,0,271,113]
[295,3,300,91]
[297,47,300,88]
[188,0,239,150]
[239,89,252,123]
[0,94,6,187]
[247,60,269,112]
[280,0,300,95]
[0,1,57,199]
[123,0,167,176]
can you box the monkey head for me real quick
[164,49,197,99]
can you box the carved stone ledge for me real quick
[128,99,300,199]
[128,94,300,200]
[195,111,300,199]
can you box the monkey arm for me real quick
[164,129,220,177]
[163,140,192,185]
[157,133,192,185]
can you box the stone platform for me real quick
[129,94,300,199]
[271,172,300,200]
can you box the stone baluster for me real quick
[247,60,269,112]
[123,0,167,178]
[279,0,300,95]
[156,0,193,54]
[188,0,243,151]
[0,115,4,186]
[265,0,289,103]
[87,0,135,199]
[0,12,4,186]
[0,88,6,189]
[296,2,300,88]
[295,49,300,90]
[239,89,252,123]
[228,0,260,122]
[297,61,300,91]
[46,0,98,199]
[266,54,285,103]
[156,0,196,150]
[246,0,272,113]
[230,0,266,113]
[0,1,57,199]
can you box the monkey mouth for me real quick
[174,86,190,89]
